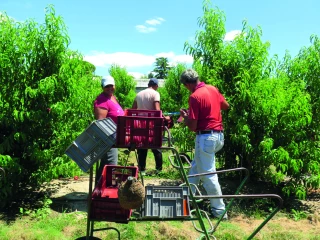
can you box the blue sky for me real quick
[1,0,319,78]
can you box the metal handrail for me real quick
[187,168,250,236]
[85,137,283,240]
[195,194,283,240]
[0,167,5,180]
[188,169,283,239]
[163,146,212,239]
[165,148,282,239]
[168,153,192,169]
[164,126,172,147]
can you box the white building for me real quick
[135,79,165,92]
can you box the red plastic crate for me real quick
[90,165,138,223]
[124,109,162,117]
[116,109,164,148]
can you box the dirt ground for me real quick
[43,176,171,213]
[41,176,320,234]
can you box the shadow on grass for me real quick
[1,173,319,224]
[0,184,48,223]
[50,192,88,213]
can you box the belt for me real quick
[196,130,223,135]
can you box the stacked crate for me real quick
[65,118,116,172]
[140,186,191,218]
[90,165,139,223]
[116,109,164,148]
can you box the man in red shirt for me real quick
[180,69,229,220]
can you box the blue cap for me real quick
[149,78,159,85]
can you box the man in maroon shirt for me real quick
[180,68,229,219]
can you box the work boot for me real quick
[211,211,228,220]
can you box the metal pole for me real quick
[169,146,211,240]
[194,194,283,240]
[86,166,94,239]
[188,168,250,231]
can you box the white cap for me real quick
[101,76,115,87]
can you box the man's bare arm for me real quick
[132,100,138,109]
[221,98,229,110]
[94,108,108,120]
[180,109,197,131]
[154,101,160,111]
[184,118,197,131]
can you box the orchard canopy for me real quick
[0,3,319,208]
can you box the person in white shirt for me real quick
[132,78,162,175]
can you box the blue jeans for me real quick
[188,132,225,217]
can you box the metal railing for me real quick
[84,137,283,240]
[0,167,5,180]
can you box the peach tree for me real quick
[183,0,319,199]
[158,64,195,154]
[0,6,100,208]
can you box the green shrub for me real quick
[0,6,99,208]
[183,0,320,198]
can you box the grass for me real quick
[1,210,319,240]
[0,212,85,240]
[118,148,186,180]
[1,149,319,239]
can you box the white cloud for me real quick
[0,12,15,22]
[84,51,194,70]
[155,51,176,59]
[171,55,194,64]
[146,17,165,26]
[135,25,156,33]
[136,17,165,33]
[84,52,155,67]
[0,12,5,22]
[224,30,242,41]
[154,52,193,65]
[187,36,196,42]
[128,72,145,79]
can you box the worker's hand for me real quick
[164,115,174,128]
[180,108,188,117]
[164,115,171,121]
